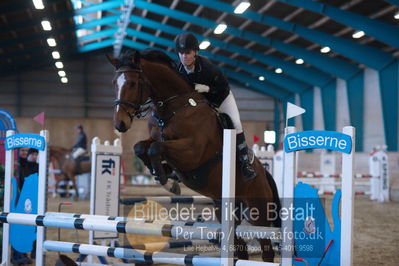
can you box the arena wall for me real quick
[14,117,269,173]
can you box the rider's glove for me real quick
[194,83,210,93]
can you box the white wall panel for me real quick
[363,68,386,151]
[313,86,324,130]
[294,93,303,131]
[336,78,350,130]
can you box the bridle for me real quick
[114,64,204,131]
[114,67,152,119]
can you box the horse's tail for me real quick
[265,169,282,228]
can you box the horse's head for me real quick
[108,51,151,133]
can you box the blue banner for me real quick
[5,133,45,151]
[284,131,352,154]
[0,109,18,140]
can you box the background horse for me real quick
[108,49,281,262]
[49,146,90,199]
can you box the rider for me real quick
[175,32,256,181]
[72,125,87,159]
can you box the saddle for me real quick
[74,154,90,173]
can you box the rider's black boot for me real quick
[237,132,257,181]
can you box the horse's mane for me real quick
[117,49,178,72]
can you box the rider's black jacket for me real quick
[73,132,87,150]
[177,55,230,107]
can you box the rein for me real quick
[154,91,207,141]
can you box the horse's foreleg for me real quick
[136,140,174,177]
[147,142,168,185]
[147,138,193,185]
[134,140,154,174]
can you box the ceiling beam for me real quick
[278,0,399,50]
[134,0,359,79]
[113,0,135,57]
[76,15,119,30]
[150,0,179,47]
[121,38,287,100]
[182,0,393,70]
[124,27,311,93]
[384,0,399,6]
[128,15,332,87]
[78,38,115,53]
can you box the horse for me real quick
[49,146,90,199]
[108,49,281,262]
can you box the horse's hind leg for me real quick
[234,233,250,260]
[245,198,276,262]
[214,200,249,260]
[71,176,79,200]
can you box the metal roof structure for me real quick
[1,0,398,99]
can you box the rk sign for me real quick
[94,154,121,239]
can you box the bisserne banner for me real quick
[5,133,46,151]
[284,130,352,154]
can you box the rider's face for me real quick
[178,50,197,68]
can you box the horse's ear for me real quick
[106,54,118,67]
[134,51,141,64]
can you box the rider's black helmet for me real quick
[175,33,199,53]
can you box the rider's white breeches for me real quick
[72,148,86,159]
[218,91,243,134]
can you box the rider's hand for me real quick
[194,83,210,93]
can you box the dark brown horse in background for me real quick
[108,49,281,262]
[49,146,90,199]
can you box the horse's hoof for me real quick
[169,180,181,195]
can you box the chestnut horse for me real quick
[108,49,281,262]
[49,146,90,199]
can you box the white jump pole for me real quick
[36,130,49,266]
[341,126,355,266]
[120,196,214,205]
[44,211,280,237]
[221,129,236,266]
[43,240,279,266]
[281,126,296,265]
[2,130,15,265]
